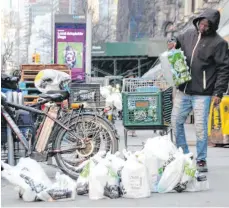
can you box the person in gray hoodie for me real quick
[170,8,229,172]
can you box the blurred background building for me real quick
[1,0,229,74]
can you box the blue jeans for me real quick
[171,90,211,161]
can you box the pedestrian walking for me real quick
[170,9,229,172]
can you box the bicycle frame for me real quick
[1,101,74,155]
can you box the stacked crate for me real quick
[19,64,71,105]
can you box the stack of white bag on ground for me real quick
[1,158,77,202]
[76,135,209,200]
[1,135,209,202]
[142,135,209,194]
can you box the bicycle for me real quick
[1,90,119,179]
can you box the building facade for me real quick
[116,0,228,41]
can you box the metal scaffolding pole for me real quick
[86,10,92,78]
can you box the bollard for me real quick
[6,91,15,165]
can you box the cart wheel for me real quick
[159,130,166,136]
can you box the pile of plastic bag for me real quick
[1,158,76,202]
[141,135,209,194]
[1,135,209,202]
[75,135,209,200]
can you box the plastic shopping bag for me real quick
[157,149,185,193]
[160,49,191,87]
[104,152,125,199]
[100,86,112,99]
[142,136,177,193]
[173,153,197,193]
[37,172,77,202]
[121,152,151,198]
[34,69,70,93]
[2,166,38,202]
[185,175,209,192]
[112,92,122,111]
[89,158,112,200]
[143,135,177,161]
[76,151,106,195]
[1,158,52,202]
[89,152,125,200]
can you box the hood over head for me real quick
[193,9,220,34]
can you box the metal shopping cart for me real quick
[122,78,173,149]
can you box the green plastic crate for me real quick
[122,92,163,126]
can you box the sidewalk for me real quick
[115,120,197,149]
[1,121,229,207]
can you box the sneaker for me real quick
[196,160,208,172]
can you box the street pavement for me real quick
[1,121,229,207]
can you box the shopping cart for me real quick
[122,78,173,149]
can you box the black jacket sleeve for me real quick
[175,33,184,49]
[213,41,229,98]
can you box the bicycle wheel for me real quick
[53,114,118,179]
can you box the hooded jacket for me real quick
[176,9,229,97]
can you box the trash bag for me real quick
[34,69,71,93]
[104,152,125,199]
[185,175,209,192]
[121,151,151,198]
[16,158,51,185]
[157,148,185,193]
[112,92,122,111]
[173,153,197,193]
[100,86,112,99]
[89,152,125,200]
[37,172,77,201]
[1,158,52,202]
[143,135,177,192]
[76,151,106,195]
[143,135,177,161]
[143,151,161,193]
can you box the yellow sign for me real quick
[32,52,40,63]
[35,53,40,63]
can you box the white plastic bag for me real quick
[143,135,177,161]
[173,153,197,192]
[2,167,38,202]
[37,172,77,201]
[143,152,161,193]
[76,151,106,195]
[34,69,70,93]
[89,152,125,200]
[1,158,51,202]
[157,149,185,193]
[111,92,122,111]
[100,86,112,99]
[185,175,209,192]
[16,158,51,185]
[159,51,175,86]
[143,135,177,192]
[121,152,151,198]
[89,158,111,200]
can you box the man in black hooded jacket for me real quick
[171,9,229,172]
